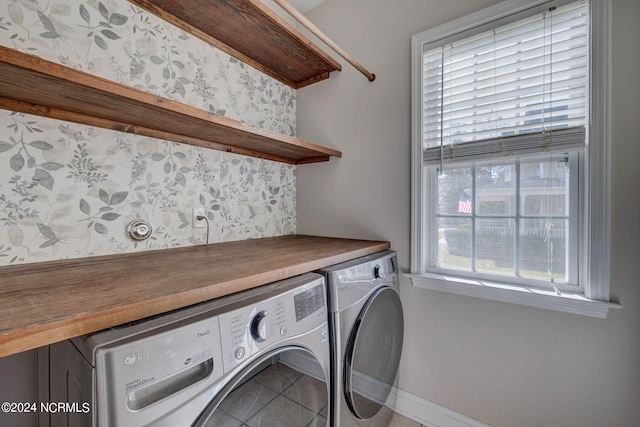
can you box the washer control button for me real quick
[280,326,287,336]
[234,347,245,360]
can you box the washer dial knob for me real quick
[251,311,275,342]
[373,264,385,279]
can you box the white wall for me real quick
[296,0,640,426]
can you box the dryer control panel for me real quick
[321,250,398,313]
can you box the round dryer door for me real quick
[344,286,404,419]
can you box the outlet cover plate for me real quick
[193,208,206,228]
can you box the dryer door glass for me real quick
[344,287,404,419]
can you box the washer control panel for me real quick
[218,275,326,373]
[293,284,325,321]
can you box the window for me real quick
[432,153,579,289]
[409,0,620,317]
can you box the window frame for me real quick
[409,0,621,318]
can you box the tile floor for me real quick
[203,361,427,427]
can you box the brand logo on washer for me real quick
[124,351,150,365]
[197,329,211,338]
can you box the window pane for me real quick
[519,218,568,282]
[520,157,569,216]
[476,162,516,215]
[476,218,515,275]
[438,218,471,271]
[438,166,472,214]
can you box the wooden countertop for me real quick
[0,235,389,357]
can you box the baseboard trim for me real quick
[390,388,491,427]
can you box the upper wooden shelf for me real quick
[0,46,341,164]
[130,0,342,89]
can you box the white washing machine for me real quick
[43,273,331,427]
[318,250,404,427]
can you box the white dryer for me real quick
[44,273,331,427]
[319,250,404,427]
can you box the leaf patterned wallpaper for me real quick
[0,0,297,265]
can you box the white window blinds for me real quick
[422,0,589,166]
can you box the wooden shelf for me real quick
[0,235,389,357]
[0,46,341,164]
[130,0,342,89]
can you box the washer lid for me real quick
[344,287,404,419]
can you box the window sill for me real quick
[405,273,622,318]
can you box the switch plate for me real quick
[193,208,206,228]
